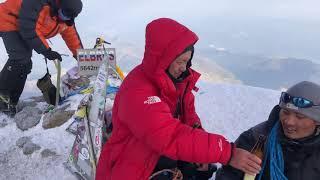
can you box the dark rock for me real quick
[22,142,41,155]
[16,136,32,148]
[41,149,57,158]
[0,153,8,164]
[15,106,42,131]
[42,104,75,129]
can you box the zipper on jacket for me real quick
[174,82,189,120]
[180,82,190,119]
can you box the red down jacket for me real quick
[96,18,232,180]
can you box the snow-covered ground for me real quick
[0,81,280,180]
[0,95,84,180]
[195,82,280,141]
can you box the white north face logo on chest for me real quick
[144,96,161,104]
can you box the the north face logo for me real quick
[144,96,161,104]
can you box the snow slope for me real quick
[195,82,279,141]
[0,81,280,180]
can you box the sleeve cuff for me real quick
[225,143,236,165]
[220,142,235,165]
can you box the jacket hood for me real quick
[141,18,199,82]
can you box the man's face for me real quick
[280,108,318,139]
[168,51,192,79]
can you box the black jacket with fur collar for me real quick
[215,105,320,180]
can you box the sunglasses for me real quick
[280,92,320,108]
[58,9,72,21]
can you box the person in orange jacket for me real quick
[0,0,83,115]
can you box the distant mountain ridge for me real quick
[200,47,320,90]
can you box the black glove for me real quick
[42,48,62,61]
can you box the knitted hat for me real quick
[60,0,83,18]
[279,81,320,122]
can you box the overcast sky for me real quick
[1,0,320,62]
[81,0,320,22]
[78,0,320,36]
[73,0,320,62]
[98,0,319,18]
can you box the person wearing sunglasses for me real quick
[96,18,262,180]
[0,0,83,115]
[216,81,320,180]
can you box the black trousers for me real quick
[0,31,32,104]
[152,156,216,180]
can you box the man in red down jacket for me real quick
[96,18,261,180]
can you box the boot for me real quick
[0,94,17,117]
[0,60,31,109]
